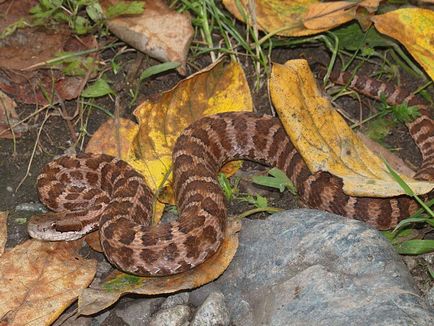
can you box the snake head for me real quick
[27,212,92,241]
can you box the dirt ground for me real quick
[1,40,433,298]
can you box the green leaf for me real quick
[391,103,420,123]
[255,194,268,209]
[333,22,391,52]
[139,62,180,82]
[395,240,434,255]
[105,1,145,19]
[86,2,105,22]
[252,167,296,194]
[81,79,114,98]
[218,173,233,201]
[73,16,91,35]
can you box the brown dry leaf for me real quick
[371,8,434,80]
[0,0,98,104]
[78,220,241,315]
[102,0,193,75]
[129,60,252,203]
[85,231,103,253]
[85,118,139,161]
[223,0,379,37]
[0,90,26,139]
[270,59,433,197]
[0,212,6,257]
[0,240,97,325]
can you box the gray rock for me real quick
[191,209,434,326]
[115,297,163,326]
[149,305,191,326]
[190,291,230,326]
[161,292,190,310]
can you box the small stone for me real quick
[6,186,13,193]
[191,291,230,326]
[15,202,47,212]
[161,292,190,310]
[115,297,163,326]
[149,305,191,326]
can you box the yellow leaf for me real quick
[78,220,241,315]
[223,0,380,37]
[270,59,434,197]
[129,60,252,200]
[0,240,96,325]
[371,8,434,80]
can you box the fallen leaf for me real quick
[78,220,241,315]
[223,0,379,37]
[0,240,96,325]
[0,30,98,105]
[85,231,103,253]
[129,60,252,202]
[0,212,6,257]
[85,117,139,161]
[0,0,98,104]
[101,0,193,75]
[371,8,434,80]
[269,59,433,197]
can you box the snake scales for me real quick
[28,74,434,276]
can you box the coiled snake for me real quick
[28,75,434,276]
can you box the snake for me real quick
[28,74,434,276]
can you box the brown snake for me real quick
[28,75,434,276]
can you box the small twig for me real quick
[16,110,51,192]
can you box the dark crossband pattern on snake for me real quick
[28,74,434,276]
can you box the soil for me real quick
[0,23,433,322]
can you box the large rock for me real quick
[190,209,434,325]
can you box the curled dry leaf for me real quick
[371,8,434,80]
[223,0,379,37]
[0,212,6,257]
[270,59,433,197]
[0,240,96,325]
[129,60,252,202]
[102,0,193,75]
[78,220,241,315]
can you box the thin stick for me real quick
[15,110,50,192]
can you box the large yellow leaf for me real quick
[0,240,96,325]
[129,60,252,198]
[270,59,433,197]
[372,8,434,80]
[78,220,240,315]
[223,0,380,37]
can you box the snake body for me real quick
[28,76,434,276]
